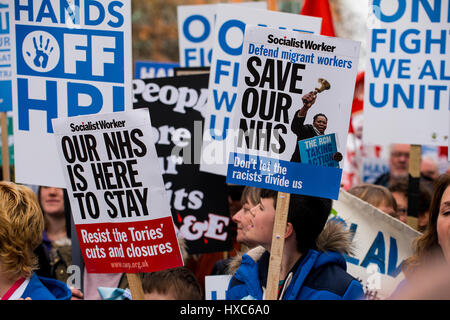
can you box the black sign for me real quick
[133,74,231,254]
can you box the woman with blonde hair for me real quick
[0,182,71,300]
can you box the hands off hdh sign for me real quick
[53,110,183,273]
[10,0,132,187]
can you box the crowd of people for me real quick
[0,142,449,300]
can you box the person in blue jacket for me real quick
[226,189,364,300]
[0,182,71,300]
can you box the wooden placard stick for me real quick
[267,0,278,11]
[1,112,10,181]
[265,192,290,300]
[126,273,145,300]
[407,144,421,230]
[264,0,282,301]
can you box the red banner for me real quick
[77,217,182,273]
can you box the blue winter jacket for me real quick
[226,248,364,300]
[226,221,364,300]
[21,273,72,300]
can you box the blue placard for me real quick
[0,80,11,111]
[226,152,342,200]
[0,2,11,112]
[298,133,340,168]
[135,61,179,79]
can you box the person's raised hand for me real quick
[301,91,317,109]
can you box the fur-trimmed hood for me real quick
[226,220,354,275]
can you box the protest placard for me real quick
[298,133,340,168]
[10,0,132,187]
[133,74,232,254]
[135,61,179,79]
[331,190,420,299]
[199,5,322,177]
[177,1,267,68]
[364,0,450,147]
[226,25,360,199]
[205,275,232,300]
[0,2,12,181]
[53,110,183,274]
[0,1,11,112]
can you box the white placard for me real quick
[364,0,450,146]
[52,110,183,274]
[225,26,360,199]
[332,190,421,299]
[177,2,267,68]
[200,4,322,176]
[205,275,232,300]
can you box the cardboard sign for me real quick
[0,1,11,112]
[226,26,360,199]
[53,110,183,273]
[11,0,133,187]
[205,275,232,300]
[199,5,322,177]
[0,113,13,165]
[361,157,389,183]
[177,2,267,68]
[133,74,232,254]
[135,61,179,79]
[331,190,421,299]
[299,133,340,168]
[364,0,450,146]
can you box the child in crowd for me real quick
[142,267,202,300]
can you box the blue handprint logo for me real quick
[22,31,60,72]
[28,35,53,68]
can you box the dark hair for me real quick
[142,267,202,300]
[228,185,245,201]
[260,189,278,207]
[259,189,332,254]
[388,177,408,196]
[388,177,432,216]
[287,194,332,254]
[313,113,328,122]
[403,174,449,278]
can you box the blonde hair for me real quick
[0,182,44,279]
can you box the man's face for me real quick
[313,116,327,134]
[232,197,258,248]
[246,197,276,250]
[421,158,439,182]
[390,144,410,178]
